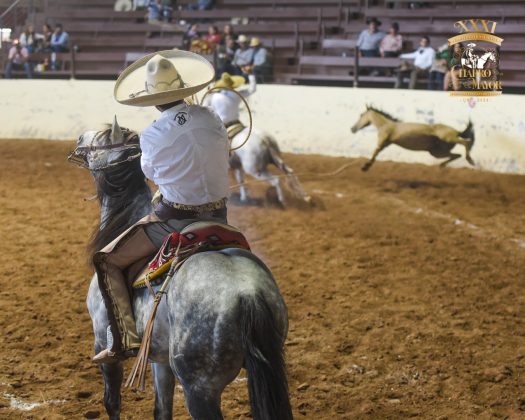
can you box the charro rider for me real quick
[204,72,256,140]
[464,43,478,69]
[92,50,229,363]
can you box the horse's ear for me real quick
[365,103,370,110]
[110,115,124,143]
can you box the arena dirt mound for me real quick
[0,140,524,419]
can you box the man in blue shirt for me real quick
[245,38,272,83]
[50,24,69,52]
[357,17,385,57]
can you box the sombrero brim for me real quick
[114,49,215,107]
[214,75,246,89]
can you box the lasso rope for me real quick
[200,86,253,152]
[229,161,360,190]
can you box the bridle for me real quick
[68,129,142,171]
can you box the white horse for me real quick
[230,128,310,206]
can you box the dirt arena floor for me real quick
[0,139,524,420]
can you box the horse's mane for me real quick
[368,106,401,122]
[87,130,152,262]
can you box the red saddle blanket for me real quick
[133,222,250,289]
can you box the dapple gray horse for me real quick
[70,119,292,420]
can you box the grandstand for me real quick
[1,0,524,89]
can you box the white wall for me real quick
[1,80,524,173]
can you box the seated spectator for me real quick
[357,17,385,57]
[221,24,236,44]
[4,39,32,79]
[35,24,53,52]
[147,0,172,22]
[245,37,272,83]
[182,23,200,50]
[19,25,42,53]
[217,35,238,77]
[188,0,214,10]
[428,43,448,90]
[395,36,435,89]
[231,34,253,74]
[203,25,221,49]
[51,23,69,52]
[444,43,463,91]
[380,22,402,58]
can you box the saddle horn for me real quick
[110,116,124,144]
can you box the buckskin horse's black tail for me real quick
[239,293,293,420]
[461,119,475,151]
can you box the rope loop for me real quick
[201,86,253,152]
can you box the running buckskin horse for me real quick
[351,105,475,171]
[69,120,292,420]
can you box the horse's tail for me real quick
[460,119,475,151]
[239,292,293,420]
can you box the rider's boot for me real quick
[92,260,143,364]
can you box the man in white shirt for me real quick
[395,36,435,89]
[93,50,229,363]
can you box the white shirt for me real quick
[205,75,256,125]
[140,102,229,206]
[400,47,435,70]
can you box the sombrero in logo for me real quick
[114,49,215,107]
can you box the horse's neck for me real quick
[100,186,152,230]
[370,112,392,129]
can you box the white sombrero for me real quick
[114,49,215,107]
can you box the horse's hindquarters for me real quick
[166,251,288,393]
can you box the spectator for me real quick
[35,24,53,52]
[444,42,463,91]
[395,36,435,89]
[231,34,253,74]
[245,37,272,83]
[428,43,448,90]
[221,24,236,44]
[188,0,214,10]
[380,22,402,57]
[182,23,200,50]
[203,25,221,49]
[51,23,69,52]
[217,35,238,77]
[19,25,42,53]
[4,39,32,79]
[147,0,172,22]
[357,17,385,57]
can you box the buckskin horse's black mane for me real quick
[369,106,401,122]
[88,131,152,261]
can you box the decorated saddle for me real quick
[132,221,250,289]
